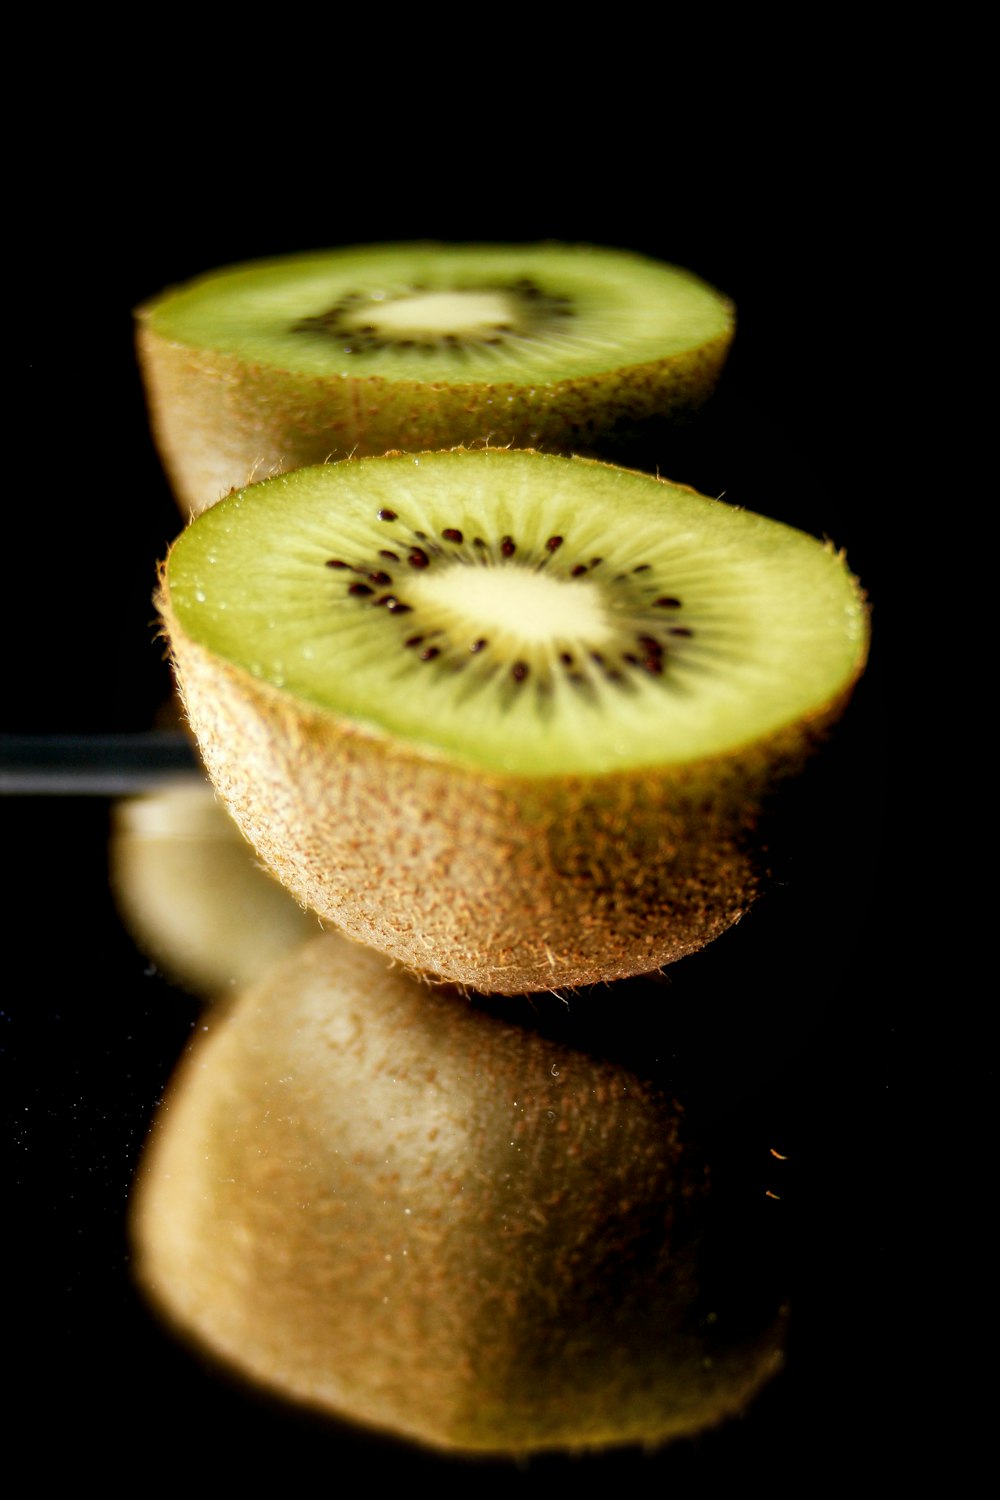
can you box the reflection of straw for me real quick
[0,732,197,795]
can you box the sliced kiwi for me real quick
[158,448,869,995]
[136,242,734,515]
[130,930,787,1454]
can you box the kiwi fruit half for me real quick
[136,242,734,516]
[159,447,869,994]
[130,930,787,1454]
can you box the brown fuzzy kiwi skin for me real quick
[159,572,865,996]
[136,321,733,518]
[130,931,787,1455]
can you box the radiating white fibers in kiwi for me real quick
[130,931,788,1454]
[159,448,870,994]
[135,242,735,516]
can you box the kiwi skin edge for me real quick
[130,931,788,1455]
[139,336,733,519]
[159,582,865,996]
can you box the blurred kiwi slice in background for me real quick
[136,243,734,515]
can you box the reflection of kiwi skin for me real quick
[131,932,787,1455]
[136,243,734,516]
[159,449,869,995]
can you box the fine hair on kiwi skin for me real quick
[135,242,735,517]
[158,447,870,996]
[129,929,788,1457]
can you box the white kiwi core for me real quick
[408,564,613,647]
[348,290,518,336]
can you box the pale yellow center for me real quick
[350,290,516,335]
[408,565,613,646]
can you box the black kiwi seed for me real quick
[442,528,463,543]
[501,537,516,557]
[377,509,397,522]
[655,596,682,609]
[408,549,430,569]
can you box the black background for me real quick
[7,126,895,1490]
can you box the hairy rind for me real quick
[161,583,858,994]
[131,930,787,1454]
[137,324,732,517]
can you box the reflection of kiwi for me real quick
[110,779,319,997]
[130,931,787,1454]
[136,243,734,515]
[159,448,869,994]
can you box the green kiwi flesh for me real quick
[130,930,787,1454]
[159,448,869,994]
[136,242,734,515]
